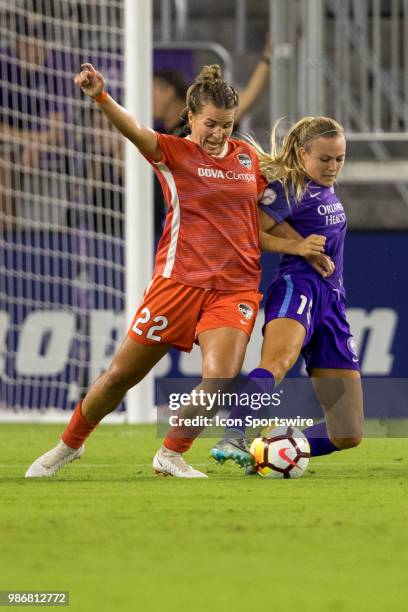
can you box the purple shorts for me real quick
[264,273,360,374]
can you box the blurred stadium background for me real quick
[0,0,407,422]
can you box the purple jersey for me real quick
[260,179,347,296]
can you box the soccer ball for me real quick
[250,426,310,479]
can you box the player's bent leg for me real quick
[199,327,253,467]
[25,338,169,479]
[258,318,306,383]
[158,327,249,474]
[211,319,305,467]
[306,369,363,456]
[199,327,250,381]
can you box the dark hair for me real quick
[186,64,239,115]
[153,69,188,101]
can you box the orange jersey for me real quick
[148,134,266,291]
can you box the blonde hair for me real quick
[253,116,345,201]
[186,64,239,115]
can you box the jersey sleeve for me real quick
[141,132,175,167]
[259,180,292,223]
[153,132,173,165]
[150,132,187,167]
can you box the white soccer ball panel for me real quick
[267,438,302,470]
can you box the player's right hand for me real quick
[296,234,326,257]
[74,63,106,99]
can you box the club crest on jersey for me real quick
[238,303,254,320]
[237,154,252,169]
[261,186,277,206]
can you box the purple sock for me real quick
[303,421,339,457]
[224,368,275,437]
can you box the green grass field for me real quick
[0,424,407,612]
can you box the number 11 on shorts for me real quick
[297,295,312,325]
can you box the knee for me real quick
[330,436,362,450]
[259,355,294,382]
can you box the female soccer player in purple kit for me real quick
[212,116,364,466]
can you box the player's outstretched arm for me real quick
[75,63,162,162]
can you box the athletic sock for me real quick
[224,367,275,437]
[303,421,339,457]
[163,425,202,453]
[61,401,99,449]
[163,431,192,453]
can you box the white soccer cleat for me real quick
[152,446,208,478]
[25,441,85,478]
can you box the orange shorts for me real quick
[128,275,262,352]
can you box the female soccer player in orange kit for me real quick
[25,63,325,478]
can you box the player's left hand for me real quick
[307,253,335,277]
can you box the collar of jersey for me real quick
[306,180,336,198]
[307,179,330,192]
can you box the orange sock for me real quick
[61,401,99,449]
[163,425,203,453]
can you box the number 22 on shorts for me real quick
[132,307,169,342]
